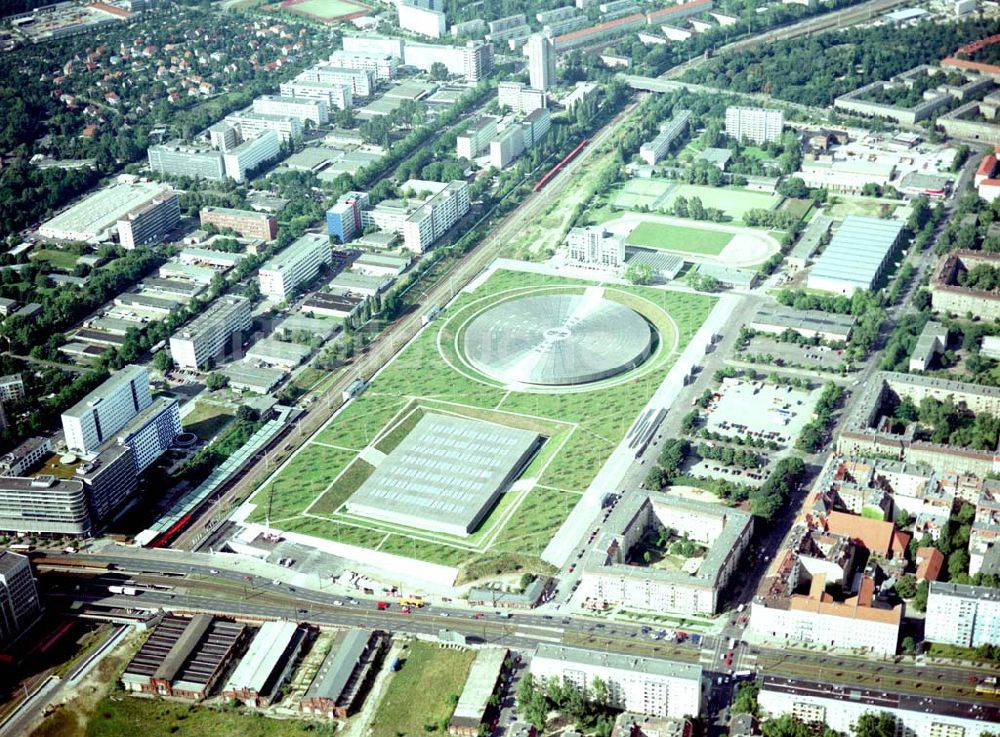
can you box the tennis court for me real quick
[612,179,674,210]
[660,184,780,222]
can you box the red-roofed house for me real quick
[915,547,944,582]
[976,146,1000,202]
[824,511,909,560]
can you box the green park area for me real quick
[824,195,900,220]
[625,221,733,256]
[245,268,714,575]
[31,248,79,271]
[181,401,235,441]
[370,641,476,737]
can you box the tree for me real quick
[853,712,897,737]
[894,574,917,599]
[429,61,450,80]
[152,350,172,372]
[205,372,229,391]
[624,263,655,285]
[901,636,917,655]
[762,714,818,737]
[732,681,760,717]
[913,580,929,612]
[517,674,547,729]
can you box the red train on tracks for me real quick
[533,138,589,193]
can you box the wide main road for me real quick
[171,102,635,550]
[37,558,1000,709]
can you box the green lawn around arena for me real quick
[625,221,733,256]
[610,180,779,223]
[243,268,715,573]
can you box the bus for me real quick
[399,595,425,608]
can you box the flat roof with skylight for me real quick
[344,412,541,537]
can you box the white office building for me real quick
[298,63,374,98]
[258,233,333,301]
[0,551,42,646]
[531,645,702,719]
[489,124,526,169]
[397,0,446,38]
[525,33,556,90]
[498,81,547,115]
[565,226,626,269]
[343,34,405,58]
[114,396,181,473]
[222,130,281,183]
[61,365,152,454]
[253,95,328,125]
[924,582,1000,648]
[402,41,493,81]
[457,116,498,160]
[725,106,784,145]
[758,676,1000,737]
[278,80,352,110]
[328,50,398,81]
[169,295,251,369]
[640,110,692,165]
[226,110,303,144]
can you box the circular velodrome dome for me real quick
[462,293,654,386]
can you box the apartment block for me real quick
[258,233,333,301]
[61,365,152,454]
[525,33,556,90]
[253,95,329,125]
[0,551,42,646]
[117,191,181,249]
[531,645,702,719]
[200,206,278,241]
[725,106,784,144]
[0,373,25,402]
[924,582,1000,647]
[169,295,251,369]
[401,180,469,252]
[489,124,526,169]
[758,676,1000,737]
[640,110,692,165]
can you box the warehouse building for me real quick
[222,621,309,707]
[301,629,386,718]
[302,291,364,319]
[530,645,702,718]
[806,216,905,295]
[61,365,152,455]
[258,233,332,301]
[200,206,277,241]
[748,304,855,342]
[121,614,247,700]
[169,295,251,369]
[246,338,313,370]
[39,181,174,243]
[0,551,42,646]
[178,248,246,271]
[449,648,509,737]
[276,313,341,342]
[328,271,391,297]
[223,364,286,394]
[345,413,540,536]
[352,252,410,277]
